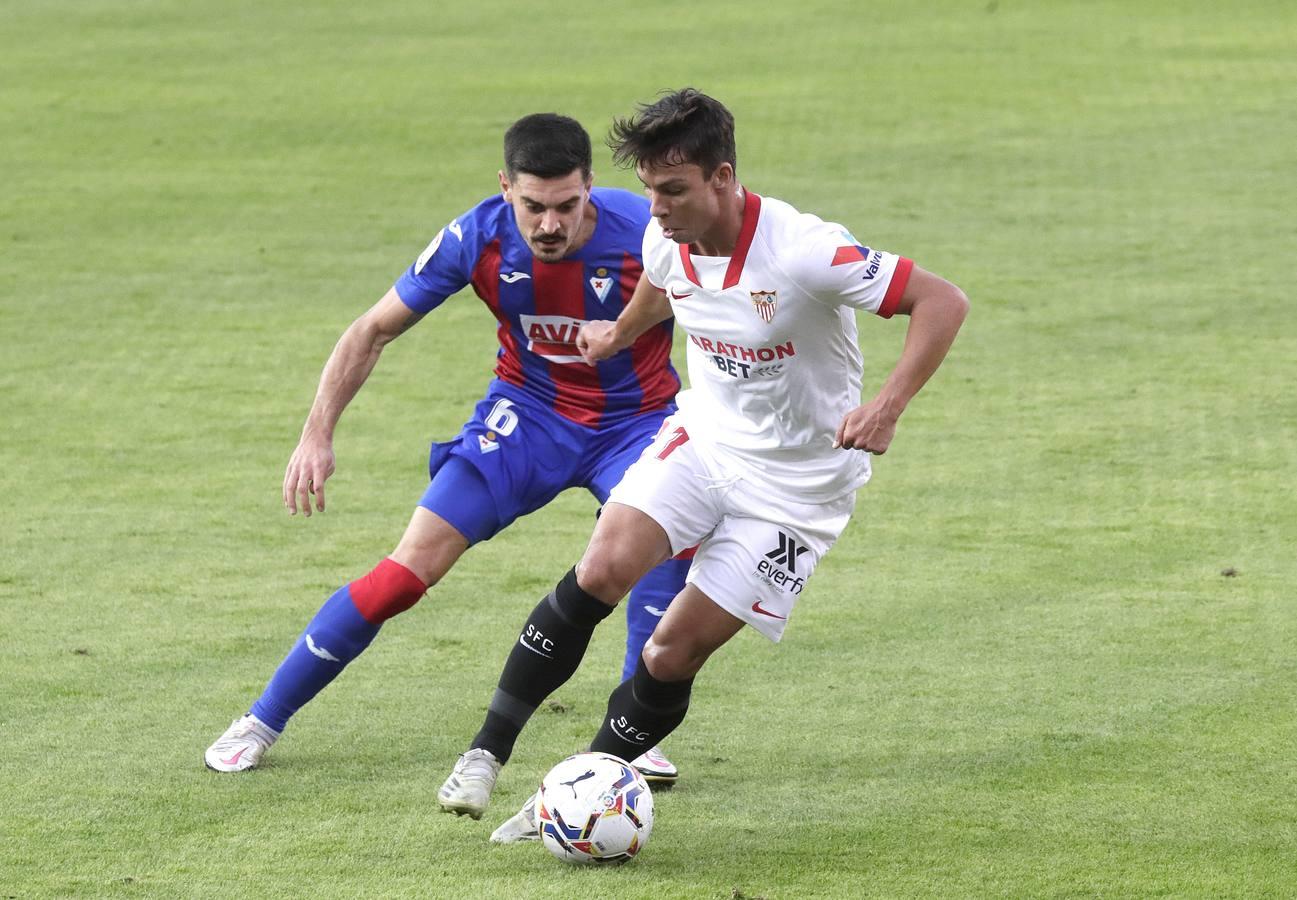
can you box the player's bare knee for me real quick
[392,549,454,588]
[391,534,468,587]
[575,555,638,604]
[641,638,702,682]
[393,509,469,586]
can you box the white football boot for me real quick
[489,790,540,843]
[438,748,503,819]
[204,714,281,772]
[631,745,679,784]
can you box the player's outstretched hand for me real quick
[576,320,622,365]
[283,432,335,516]
[834,397,900,454]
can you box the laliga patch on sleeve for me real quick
[414,221,464,274]
[415,228,445,274]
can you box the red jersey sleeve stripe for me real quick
[877,256,913,319]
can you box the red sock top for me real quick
[349,558,428,624]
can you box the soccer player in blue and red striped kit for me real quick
[204,113,687,811]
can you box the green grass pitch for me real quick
[2,1,1295,896]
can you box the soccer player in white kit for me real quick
[449,88,970,842]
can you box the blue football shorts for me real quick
[418,382,674,545]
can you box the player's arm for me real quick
[284,287,425,515]
[835,265,968,453]
[575,271,673,364]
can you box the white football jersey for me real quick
[643,190,913,501]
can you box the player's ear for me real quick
[710,162,735,192]
[498,170,512,200]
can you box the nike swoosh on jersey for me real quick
[668,287,693,299]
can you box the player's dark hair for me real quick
[608,88,737,177]
[504,113,592,182]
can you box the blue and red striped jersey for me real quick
[394,188,679,429]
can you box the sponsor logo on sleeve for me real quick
[831,244,884,280]
[831,244,869,266]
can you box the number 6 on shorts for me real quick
[485,398,520,436]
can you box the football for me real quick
[537,752,655,864]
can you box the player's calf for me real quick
[233,558,426,745]
[469,568,615,764]
[589,654,694,759]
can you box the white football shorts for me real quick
[607,415,855,641]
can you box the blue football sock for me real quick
[622,556,690,682]
[249,584,380,732]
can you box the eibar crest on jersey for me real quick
[589,267,614,303]
[750,290,778,324]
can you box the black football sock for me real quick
[590,654,694,759]
[471,568,614,763]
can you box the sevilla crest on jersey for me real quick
[750,290,777,323]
